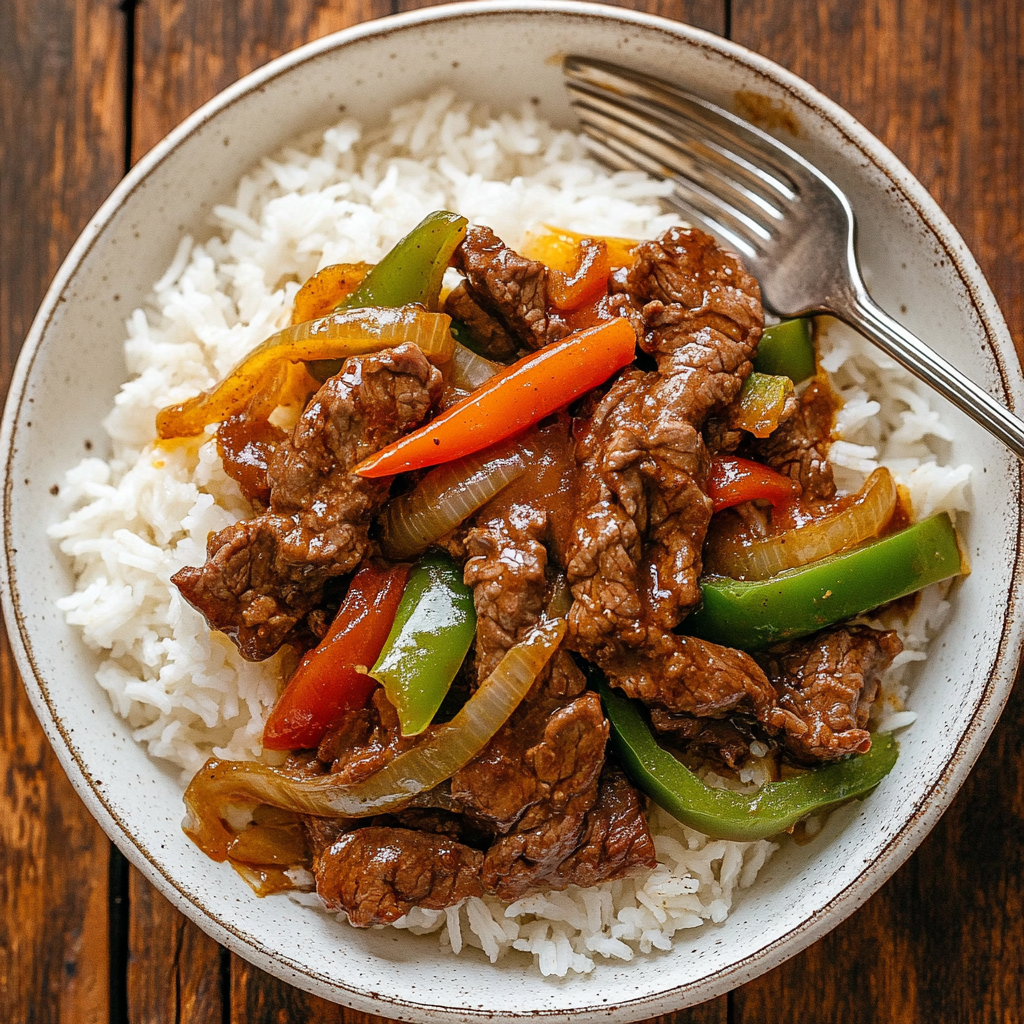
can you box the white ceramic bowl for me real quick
[3,2,1022,1019]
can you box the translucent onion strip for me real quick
[710,467,898,581]
[157,305,455,438]
[182,619,566,860]
[449,342,503,392]
[378,442,527,559]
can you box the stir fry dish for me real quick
[166,212,965,925]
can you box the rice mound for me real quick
[49,91,972,977]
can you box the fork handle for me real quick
[838,287,1024,462]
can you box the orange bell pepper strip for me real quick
[707,455,801,513]
[547,239,611,311]
[262,561,411,751]
[354,317,638,479]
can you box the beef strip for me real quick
[450,691,608,833]
[444,281,519,360]
[314,827,484,926]
[567,229,773,722]
[173,344,442,660]
[757,625,901,762]
[568,227,764,657]
[744,379,837,500]
[316,688,425,785]
[648,711,768,770]
[446,225,570,353]
[483,768,657,901]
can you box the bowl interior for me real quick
[3,4,1021,1020]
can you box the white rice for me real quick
[49,91,972,976]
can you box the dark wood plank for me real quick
[394,0,725,35]
[128,864,224,1024]
[132,0,393,163]
[0,2,125,1022]
[230,953,347,1024]
[731,2,1024,1020]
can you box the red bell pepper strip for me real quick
[262,561,411,751]
[354,317,637,478]
[707,455,800,513]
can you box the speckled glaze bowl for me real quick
[2,2,1021,1019]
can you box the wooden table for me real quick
[2,1,1022,1021]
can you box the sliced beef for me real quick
[648,711,766,770]
[745,379,837,500]
[216,414,286,508]
[568,228,763,658]
[450,691,608,833]
[314,827,484,926]
[173,344,442,660]
[444,282,519,360]
[447,225,570,353]
[483,768,656,901]
[757,625,901,762]
[461,419,583,697]
[316,688,424,785]
[604,632,778,722]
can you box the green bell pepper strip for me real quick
[754,318,816,382]
[687,512,965,651]
[597,677,899,842]
[369,551,476,736]
[305,211,468,382]
[344,210,468,312]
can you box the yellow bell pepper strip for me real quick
[354,317,637,478]
[707,455,801,513]
[291,262,371,324]
[182,620,566,859]
[686,512,966,651]
[753,318,816,382]
[369,552,476,736]
[597,674,898,842]
[733,372,795,437]
[344,210,468,313]
[520,224,639,273]
[156,305,454,439]
[547,238,611,311]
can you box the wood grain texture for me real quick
[132,0,394,163]
[0,2,125,1022]
[128,865,224,1024]
[731,2,1024,1020]
[394,0,726,35]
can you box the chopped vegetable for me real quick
[707,455,800,513]
[547,238,611,311]
[370,552,477,736]
[447,342,502,393]
[291,262,370,324]
[520,224,639,272]
[262,561,411,751]
[354,317,638,478]
[344,210,467,312]
[599,677,898,842]
[156,305,454,439]
[709,467,898,580]
[753,318,816,382]
[687,511,966,650]
[379,443,526,560]
[182,620,565,859]
[733,372,795,438]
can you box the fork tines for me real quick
[563,56,812,260]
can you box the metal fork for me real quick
[564,55,1024,462]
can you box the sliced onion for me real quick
[709,466,898,580]
[182,619,565,860]
[378,441,527,559]
[157,305,455,438]
[449,342,503,392]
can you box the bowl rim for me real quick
[2,0,1022,1018]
